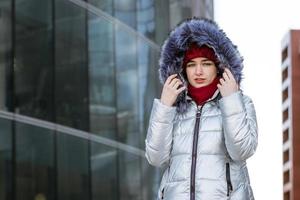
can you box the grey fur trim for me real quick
[158,17,244,114]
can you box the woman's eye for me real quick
[187,63,195,67]
[202,62,214,66]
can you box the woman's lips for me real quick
[194,78,205,83]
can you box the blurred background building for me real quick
[0,0,213,199]
[281,30,300,200]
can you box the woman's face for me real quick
[185,57,217,88]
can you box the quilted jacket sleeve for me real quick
[219,91,258,161]
[145,99,176,167]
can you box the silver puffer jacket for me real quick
[145,90,258,200]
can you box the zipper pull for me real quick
[227,184,233,197]
[196,106,201,118]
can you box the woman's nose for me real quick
[195,64,203,75]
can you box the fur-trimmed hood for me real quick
[158,17,244,114]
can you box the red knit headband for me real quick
[183,43,218,67]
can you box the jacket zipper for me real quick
[189,93,220,200]
[190,105,203,200]
[226,162,233,197]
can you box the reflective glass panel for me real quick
[91,141,118,200]
[137,38,160,145]
[114,0,137,29]
[14,0,54,120]
[118,151,142,200]
[141,158,160,200]
[0,0,12,111]
[137,0,155,41]
[169,0,192,28]
[55,0,89,130]
[57,133,89,200]
[0,118,12,199]
[88,0,113,14]
[15,122,55,200]
[115,24,139,148]
[88,14,117,139]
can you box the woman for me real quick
[145,18,258,200]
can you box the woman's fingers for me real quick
[219,78,225,85]
[222,70,230,81]
[218,68,239,97]
[165,74,178,85]
[224,68,235,80]
[176,85,186,94]
[160,74,185,106]
[170,78,182,88]
[173,81,183,89]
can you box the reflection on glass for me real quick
[0,118,12,199]
[137,0,155,41]
[0,0,12,111]
[55,0,89,131]
[15,122,55,200]
[119,151,142,200]
[137,39,160,145]
[14,0,54,120]
[114,0,137,29]
[169,0,192,28]
[91,141,118,200]
[141,157,160,200]
[57,133,89,200]
[88,0,113,14]
[151,0,170,45]
[115,24,139,147]
[136,39,160,200]
[88,14,117,139]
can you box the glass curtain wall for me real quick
[0,0,215,199]
[90,141,118,200]
[88,12,117,140]
[14,0,54,121]
[56,133,90,200]
[55,0,89,131]
[169,0,192,28]
[9,0,167,136]
[0,118,13,200]
[0,0,12,111]
[15,123,55,200]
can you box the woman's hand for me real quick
[160,74,186,106]
[217,68,239,97]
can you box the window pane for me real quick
[141,158,160,200]
[152,0,170,45]
[137,35,160,200]
[115,25,139,148]
[55,0,89,131]
[169,0,192,28]
[0,0,12,111]
[118,151,142,200]
[114,0,137,29]
[57,133,89,200]
[88,14,117,139]
[91,141,118,200]
[14,0,54,120]
[15,122,55,200]
[137,0,155,41]
[0,118,13,199]
[137,39,160,146]
[88,0,113,14]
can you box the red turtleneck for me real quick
[187,77,220,105]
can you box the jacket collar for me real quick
[187,89,221,108]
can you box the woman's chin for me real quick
[191,82,207,88]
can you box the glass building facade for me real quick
[0,0,213,199]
